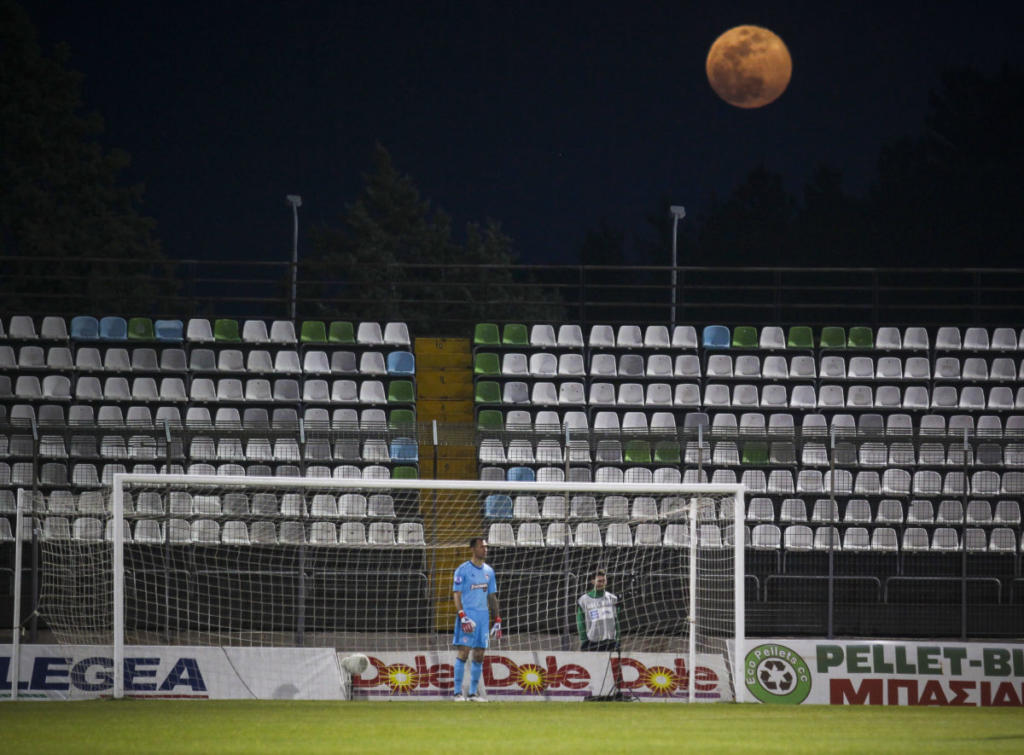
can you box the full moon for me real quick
[706,25,792,108]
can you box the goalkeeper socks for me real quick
[469,661,483,696]
[453,657,466,696]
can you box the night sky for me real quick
[22,1,1024,266]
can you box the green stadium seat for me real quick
[127,317,155,340]
[848,326,874,349]
[328,321,355,344]
[502,323,529,347]
[392,466,418,480]
[820,327,847,349]
[475,381,501,404]
[653,441,681,465]
[787,326,814,349]
[214,319,241,342]
[474,323,500,347]
[301,321,328,343]
[474,353,500,376]
[624,440,652,464]
[731,326,758,348]
[477,409,503,431]
[742,442,769,465]
[389,409,416,431]
[387,380,415,404]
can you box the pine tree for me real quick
[0,0,170,314]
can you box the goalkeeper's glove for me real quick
[490,617,502,639]
[458,611,476,633]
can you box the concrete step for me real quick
[415,337,471,356]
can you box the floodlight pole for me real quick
[670,206,686,326]
[286,195,303,321]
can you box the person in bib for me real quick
[576,569,619,651]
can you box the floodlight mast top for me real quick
[286,195,302,321]
[669,205,686,325]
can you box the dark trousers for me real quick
[581,639,619,652]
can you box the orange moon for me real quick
[706,25,792,108]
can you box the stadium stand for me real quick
[3,316,1024,638]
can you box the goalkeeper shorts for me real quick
[452,609,489,648]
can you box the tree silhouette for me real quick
[0,0,171,315]
[306,145,563,334]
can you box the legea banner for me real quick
[349,651,734,702]
[0,645,344,700]
[744,639,1024,706]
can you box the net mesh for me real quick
[35,475,742,692]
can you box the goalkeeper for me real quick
[576,569,619,651]
[452,537,501,701]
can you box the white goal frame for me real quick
[87,473,745,700]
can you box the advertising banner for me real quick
[349,651,734,702]
[0,645,344,700]
[744,639,1024,706]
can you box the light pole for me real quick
[286,195,302,321]
[670,205,686,325]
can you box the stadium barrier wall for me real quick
[0,645,732,702]
[0,645,346,700]
[745,639,1024,706]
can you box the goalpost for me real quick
[31,473,745,701]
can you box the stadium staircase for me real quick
[413,337,480,630]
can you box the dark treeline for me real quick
[583,66,1024,271]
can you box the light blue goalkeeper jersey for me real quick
[452,560,497,614]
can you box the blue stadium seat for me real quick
[506,466,535,483]
[484,494,513,518]
[70,316,100,340]
[702,325,730,349]
[386,350,415,376]
[389,438,419,462]
[154,319,184,342]
[99,316,128,340]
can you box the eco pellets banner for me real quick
[744,639,1024,706]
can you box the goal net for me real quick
[33,474,744,700]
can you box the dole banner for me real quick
[349,651,733,702]
[744,639,1024,706]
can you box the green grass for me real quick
[1,701,1022,754]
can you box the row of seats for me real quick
[476,352,1024,381]
[7,435,420,463]
[0,462,418,489]
[476,438,1023,469]
[1,316,411,347]
[478,407,1022,436]
[0,517,425,546]
[485,520,1024,551]
[0,405,413,430]
[748,497,1022,526]
[482,492,1022,526]
[3,376,416,405]
[474,323,1024,352]
[476,380,1024,411]
[0,346,415,376]
[8,515,1018,553]
[477,466,1024,498]
[0,490,408,518]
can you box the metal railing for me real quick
[5,256,1024,333]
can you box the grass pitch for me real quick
[2,701,1022,754]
